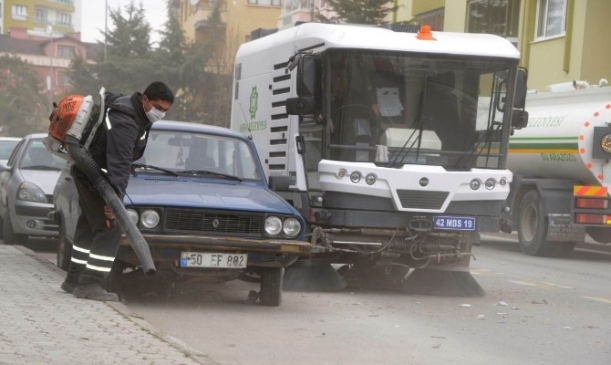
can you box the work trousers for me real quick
[65,169,123,286]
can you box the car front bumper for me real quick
[118,234,312,268]
[12,201,58,237]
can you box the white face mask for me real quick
[145,106,165,122]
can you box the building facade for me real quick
[175,0,281,62]
[411,0,611,91]
[2,0,81,38]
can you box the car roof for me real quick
[152,121,247,140]
[0,137,22,141]
[23,133,47,140]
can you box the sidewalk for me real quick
[0,245,218,365]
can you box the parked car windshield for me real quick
[135,130,261,180]
[19,139,65,170]
[0,139,20,161]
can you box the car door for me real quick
[0,139,25,218]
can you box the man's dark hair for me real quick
[143,81,174,104]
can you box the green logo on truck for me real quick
[249,86,258,119]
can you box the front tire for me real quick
[56,221,71,271]
[259,267,283,306]
[3,213,27,245]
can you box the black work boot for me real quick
[73,283,119,302]
[61,281,77,294]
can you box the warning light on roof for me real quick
[416,25,436,41]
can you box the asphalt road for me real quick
[30,236,611,365]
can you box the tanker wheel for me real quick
[517,190,555,256]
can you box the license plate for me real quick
[180,252,247,268]
[433,216,476,231]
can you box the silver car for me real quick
[0,133,65,245]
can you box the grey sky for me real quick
[81,0,168,44]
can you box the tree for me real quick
[0,55,48,136]
[326,0,399,25]
[103,1,152,58]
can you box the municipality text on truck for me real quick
[230,23,528,293]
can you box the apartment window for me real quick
[57,45,75,58]
[11,5,28,21]
[57,12,71,26]
[467,0,519,39]
[416,8,445,31]
[35,8,48,24]
[536,0,567,39]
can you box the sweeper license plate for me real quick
[180,252,247,268]
[433,216,476,231]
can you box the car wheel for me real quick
[56,222,72,271]
[3,213,27,245]
[259,267,284,307]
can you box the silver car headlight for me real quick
[126,209,139,226]
[140,209,160,229]
[265,216,282,236]
[17,182,47,203]
[282,218,302,238]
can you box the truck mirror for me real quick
[514,68,528,109]
[268,175,291,190]
[286,97,316,116]
[511,109,528,129]
[297,55,320,98]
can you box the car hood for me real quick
[124,177,294,215]
[21,170,61,194]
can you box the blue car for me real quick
[53,121,311,306]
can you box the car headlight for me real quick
[17,182,47,203]
[282,218,301,238]
[265,216,282,236]
[126,209,139,226]
[140,209,160,229]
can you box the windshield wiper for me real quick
[181,169,242,182]
[131,163,179,177]
[21,165,61,171]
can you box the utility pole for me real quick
[47,23,54,113]
[310,0,315,22]
[104,0,108,62]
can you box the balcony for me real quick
[40,0,75,11]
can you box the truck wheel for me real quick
[517,190,555,256]
[3,214,27,245]
[56,221,72,271]
[259,267,283,306]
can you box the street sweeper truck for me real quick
[230,23,528,294]
[502,84,611,257]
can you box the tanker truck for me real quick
[230,23,528,294]
[502,85,611,256]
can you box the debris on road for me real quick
[460,304,472,307]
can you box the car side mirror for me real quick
[268,175,291,191]
[0,162,11,172]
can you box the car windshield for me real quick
[19,139,65,170]
[134,130,261,180]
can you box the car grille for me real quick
[164,208,263,236]
[396,190,449,210]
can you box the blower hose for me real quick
[64,135,156,276]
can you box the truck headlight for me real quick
[350,171,361,183]
[485,178,496,190]
[140,209,160,229]
[282,218,301,237]
[17,182,47,203]
[265,216,282,236]
[470,179,481,190]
